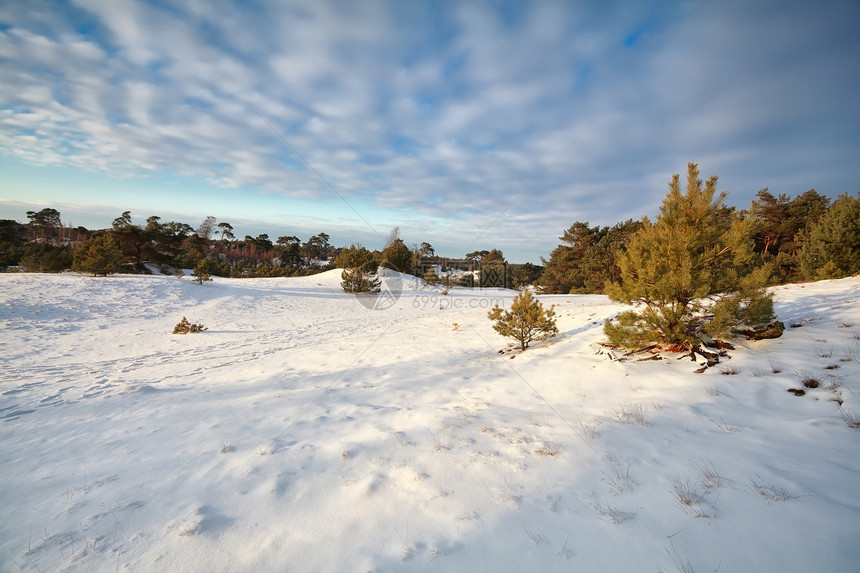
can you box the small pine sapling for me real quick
[488,289,558,351]
[173,317,207,334]
[192,260,213,285]
[341,266,381,293]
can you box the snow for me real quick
[2,271,859,572]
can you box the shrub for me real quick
[335,244,375,269]
[72,234,123,276]
[192,260,213,284]
[337,245,381,294]
[341,266,381,293]
[423,267,440,285]
[488,289,558,351]
[173,317,207,334]
[19,243,73,272]
[604,163,774,350]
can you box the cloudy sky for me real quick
[1,0,858,262]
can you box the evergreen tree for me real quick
[341,267,381,293]
[478,249,508,288]
[488,289,558,351]
[423,267,440,285]
[276,235,302,267]
[217,221,235,241]
[72,234,123,276]
[302,233,331,265]
[458,274,475,288]
[751,189,830,282]
[192,259,215,284]
[798,192,860,280]
[335,244,375,270]
[539,220,642,294]
[26,208,62,242]
[381,238,412,274]
[337,244,381,293]
[0,241,22,268]
[19,244,73,272]
[418,242,435,259]
[604,163,774,350]
[511,262,544,290]
[539,222,601,293]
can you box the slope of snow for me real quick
[1,272,859,572]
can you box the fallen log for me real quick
[735,321,785,341]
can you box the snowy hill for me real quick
[2,272,859,572]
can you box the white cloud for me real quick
[0,0,858,261]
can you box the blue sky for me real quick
[1,0,858,262]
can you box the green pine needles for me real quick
[337,244,381,293]
[798,192,860,281]
[488,289,559,351]
[72,234,123,276]
[604,163,776,350]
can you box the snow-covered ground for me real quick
[2,271,859,572]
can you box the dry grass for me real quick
[709,417,739,434]
[594,499,632,524]
[534,444,559,457]
[813,343,833,358]
[838,406,860,429]
[614,403,648,426]
[580,419,599,440]
[668,475,714,517]
[794,369,820,388]
[749,475,795,502]
[696,460,724,492]
[605,454,635,493]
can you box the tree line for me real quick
[4,174,856,289]
[0,211,543,282]
[539,184,860,295]
[0,209,343,277]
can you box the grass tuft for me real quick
[794,369,820,388]
[838,406,860,429]
[749,475,795,502]
[614,403,648,426]
[696,460,724,491]
[594,499,632,524]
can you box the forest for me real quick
[539,186,860,293]
[2,178,858,291]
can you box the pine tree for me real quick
[604,163,774,350]
[341,267,381,293]
[381,238,412,274]
[539,219,642,294]
[20,244,73,272]
[72,234,123,276]
[798,192,860,281]
[423,267,440,285]
[336,245,381,293]
[488,289,558,351]
[750,188,830,282]
[192,260,214,284]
